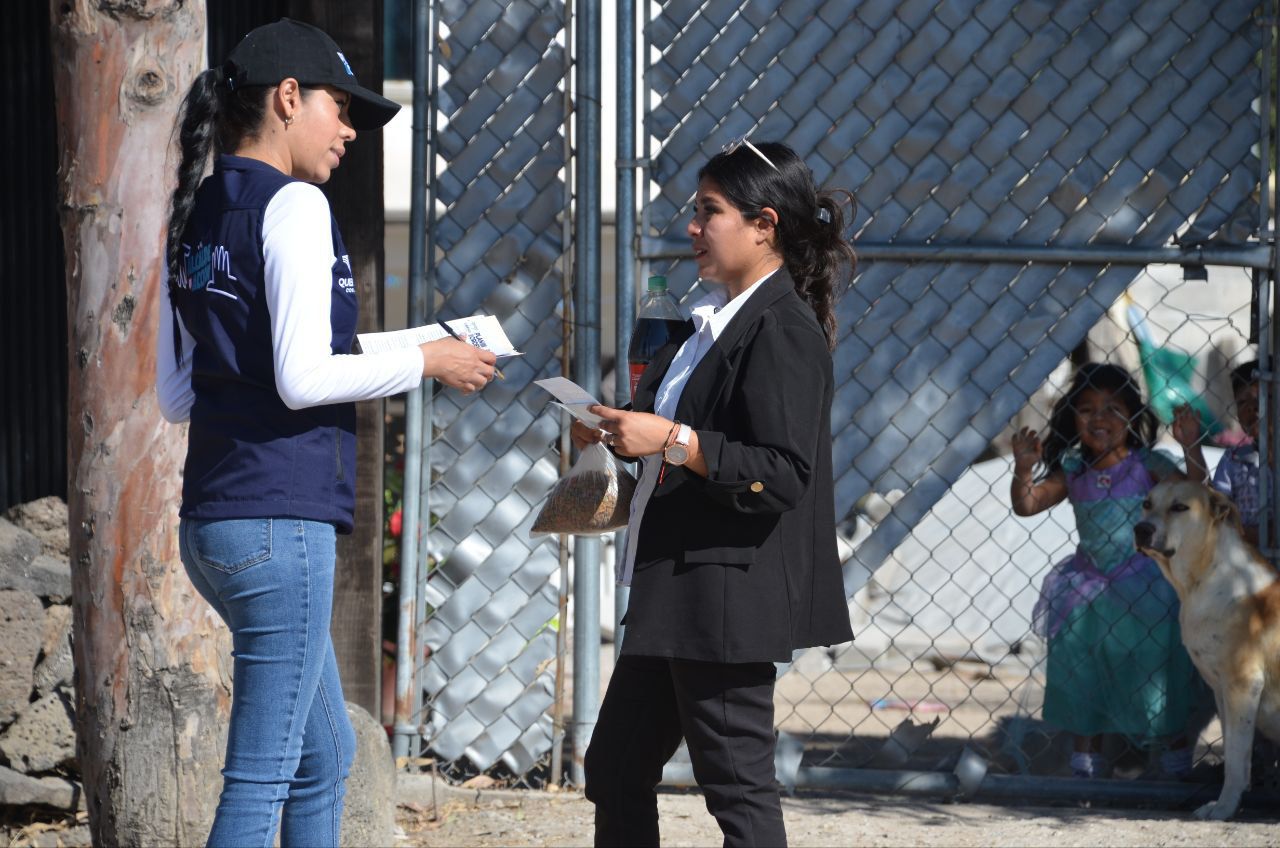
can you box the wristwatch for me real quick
[663,423,692,466]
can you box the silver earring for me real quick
[284,116,294,127]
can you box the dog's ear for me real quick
[1208,488,1241,528]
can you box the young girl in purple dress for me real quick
[1011,363,1208,779]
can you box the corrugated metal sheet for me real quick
[1,1,67,513]
[0,2,290,515]
[208,2,289,67]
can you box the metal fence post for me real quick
[613,0,637,655]
[392,0,433,760]
[572,0,603,787]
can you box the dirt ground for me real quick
[4,779,1276,847]
[8,650,1275,847]
[387,645,1280,847]
[394,781,1280,848]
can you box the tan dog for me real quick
[1134,480,1280,820]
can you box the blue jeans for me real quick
[180,517,356,848]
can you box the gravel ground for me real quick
[394,777,1280,847]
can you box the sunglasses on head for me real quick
[722,136,779,171]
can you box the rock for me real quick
[0,518,40,569]
[4,498,69,559]
[0,516,71,602]
[461,774,498,790]
[342,702,395,847]
[0,689,75,774]
[33,604,73,697]
[0,590,44,726]
[46,823,91,846]
[0,551,72,604]
[0,764,80,810]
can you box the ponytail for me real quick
[165,68,270,364]
[167,70,219,286]
[780,188,856,350]
[699,142,857,351]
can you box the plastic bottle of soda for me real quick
[627,275,685,400]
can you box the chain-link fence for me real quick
[404,0,572,785]
[766,264,1269,791]
[400,0,1278,800]
[640,0,1274,798]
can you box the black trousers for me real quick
[584,654,786,848]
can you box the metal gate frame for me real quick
[393,0,1279,800]
[623,0,1278,805]
[393,0,596,785]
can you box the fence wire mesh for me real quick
[642,0,1273,791]
[774,265,1266,785]
[404,0,1275,794]
[408,0,571,786]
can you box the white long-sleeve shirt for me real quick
[617,269,778,585]
[156,181,424,422]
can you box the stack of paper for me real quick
[357,315,520,357]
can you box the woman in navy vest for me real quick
[156,19,495,847]
[573,140,856,846]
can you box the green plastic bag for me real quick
[1128,304,1222,437]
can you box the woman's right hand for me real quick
[1011,426,1042,473]
[418,338,497,394]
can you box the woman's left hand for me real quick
[588,405,675,458]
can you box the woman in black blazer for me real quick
[573,140,856,847]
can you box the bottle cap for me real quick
[647,275,667,291]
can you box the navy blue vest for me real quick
[173,155,359,532]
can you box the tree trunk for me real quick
[49,2,230,844]
[292,0,388,719]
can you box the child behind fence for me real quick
[1213,359,1262,547]
[1011,363,1207,779]
[1204,358,1280,783]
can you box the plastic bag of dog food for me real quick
[531,443,636,536]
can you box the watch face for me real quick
[665,443,689,465]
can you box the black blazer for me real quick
[622,269,854,664]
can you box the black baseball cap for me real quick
[224,18,400,131]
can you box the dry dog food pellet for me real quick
[531,469,636,535]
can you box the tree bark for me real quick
[49,2,230,844]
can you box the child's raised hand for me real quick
[1173,403,1210,483]
[1172,403,1201,448]
[1011,426,1042,473]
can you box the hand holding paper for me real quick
[535,378,677,460]
[360,315,517,392]
[358,315,520,357]
[357,315,515,392]
[434,319,504,380]
[535,377,606,428]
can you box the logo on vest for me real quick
[337,254,355,295]
[179,242,239,300]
